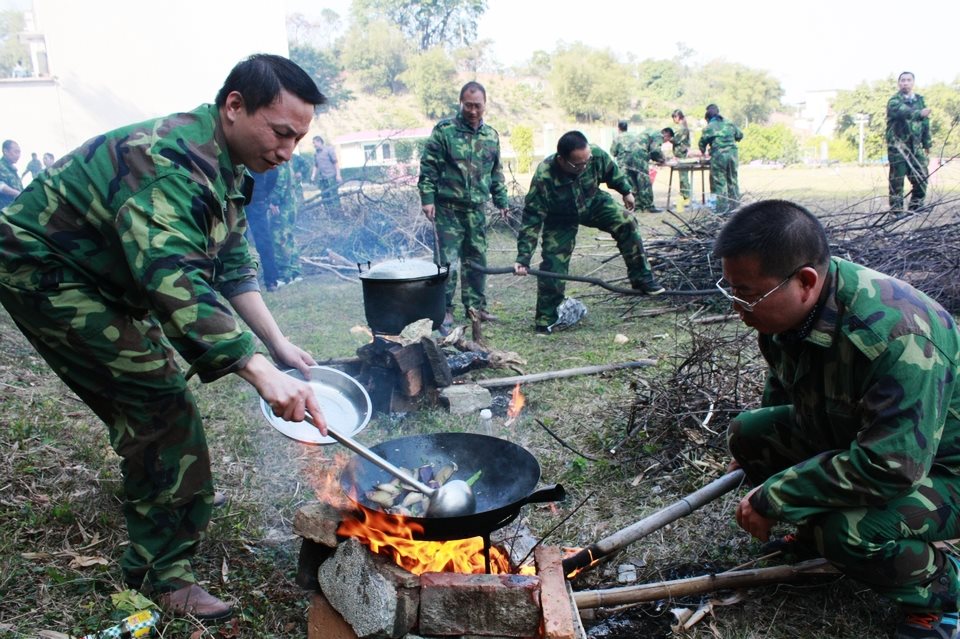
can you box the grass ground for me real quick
[1,164,958,638]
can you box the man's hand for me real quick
[239,353,328,436]
[735,485,774,542]
[921,107,932,118]
[422,204,436,220]
[499,207,510,221]
[513,262,528,276]
[623,193,636,211]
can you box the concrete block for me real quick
[439,384,491,414]
[319,537,420,639]
[419,572,541,637]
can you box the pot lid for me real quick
[360,258,444,280]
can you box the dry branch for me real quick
[476,360,657,389]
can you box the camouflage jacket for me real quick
[516,145,631,266]
[671,123,691,157]
[886,92,931,152]
[417,113,509,209]
[750,258,960,524]
[0,157,22,207]
[630,129,666,165]
[610,131,641,170]
[0,104,259,383]
[698,117,743,154]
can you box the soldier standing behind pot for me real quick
[887,71,932,214]
[418,81,510,332]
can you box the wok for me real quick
[340,432,565,541]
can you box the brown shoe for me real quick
[477,309,498,322]
[157,584,233,621]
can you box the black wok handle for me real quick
[518,484,566,506]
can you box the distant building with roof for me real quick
[334,127,434,169]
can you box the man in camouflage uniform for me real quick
[887,72,932,214]
[669,109,692,201]
[0,139,23,208]
[698,104,743,214]
[610,120,642,198]
[627,128,666,213]
[715,200,960,639]
[513,131,664,333]
[267,162,302,284]
[419,81,509,329]
[0,55,328,620]
[311,135,342,214]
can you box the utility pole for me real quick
[853,114,870,166]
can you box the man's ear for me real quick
[222,91,246,124]
[797,265,821,301]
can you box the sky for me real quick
[286,0,959,103]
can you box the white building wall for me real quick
[1,0,289,161]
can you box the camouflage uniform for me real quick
[610,131,643,205]
[418,112,509,315]
[267,163,302,282]
[516,145,657,330]
[698,117,743,214]
[0,104,259,595]
[0,155,23,208]
[627,129,665,211]
[886,91,931,212]
[248,168,282,288]
[671,123,692,200]
[729,258,960,612]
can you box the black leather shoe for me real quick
[646,206,665,213]
[632,279,666,295]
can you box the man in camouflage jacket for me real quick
[0,55,327,620]
[698,104,743,214]
[513,131,663,333]
[628,128,666,213]
[716,200,960,639]
[267,162,302,284]
[887,72,933,213]
[0,139,23,207]
[418,81,509,327]
[610,120,643,198]
[669,109,692,201]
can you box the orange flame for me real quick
[504,384,525,426]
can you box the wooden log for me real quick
[388,342,424,373]
[573,558,837,609]
[476,360,657,389]
[420,337,454,387]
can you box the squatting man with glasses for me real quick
[714,199,960,639]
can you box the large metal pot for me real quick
[358,258,449,334]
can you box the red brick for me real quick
[308,592,359,639]
[420,572,541,637]
[536,547,576,639]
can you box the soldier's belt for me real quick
[436,200,486,213]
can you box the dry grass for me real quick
[2,176,959,637]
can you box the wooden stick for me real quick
[475,360,657,389]
[562,470,745,575]
[573,558,837,608]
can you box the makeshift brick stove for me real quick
[293,500,584,639]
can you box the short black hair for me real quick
[557,131,589,158]
[713,199,830,278]
[313,135,324,144]
[672,109,685,119]
[705,104,721,120]
[215,53,325,113]
[2,140,16,152]
[898,71,915,82]
[459,81,486,101]
[661,127,674,137]
[617,120,628,132]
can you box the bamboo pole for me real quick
[475,360,657,389]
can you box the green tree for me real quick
[550,43,633,121]
[923,83,960,159]
[832,79,890,160]
[287,10,344,49]
[684,61,783,125]
[289,44,352,109]
[738,123,799,164]
[350,0,487,52]
[401,48,458,118]
[511,125,534,173]
[342,21,409,95]
[0,11,29,77]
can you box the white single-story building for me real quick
[333,127,433,169]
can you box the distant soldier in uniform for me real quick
[716,200,960,639]
[0,139,23,208]
[513,131,664,333]
[311,135,341,214]
[418,80,509,329]
[629,128,666,213]
[669,109,692,202]
[42,152,55,169]
[610,120,643,198]
[0,54,328,620]
[247,168,283,291]
[22,152,43,181]
[268,162,302,285]
[699,104,743,214]
[887,71,932,214]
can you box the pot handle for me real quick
[518,483,566,506]
[357,261,371,275]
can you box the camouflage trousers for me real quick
[317,176,341,214]
[269,204,301,282]
[0,279,214,595]
[675,150,692,200]
[435,202,490,314]
[246,205,280,287]
[532,195,654,329]
[708,150,740,214]
[730,404,960,612]
[627,157,654,210]
[888,146,929,212]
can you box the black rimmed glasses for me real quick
[561,155,592,171]
[715,264,812,312]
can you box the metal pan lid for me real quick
[359,258,446,280]
[260,366,372,445]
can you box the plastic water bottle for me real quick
[706,193,718,212]
[81,610,159,639]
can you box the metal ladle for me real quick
[305,414,476,517]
